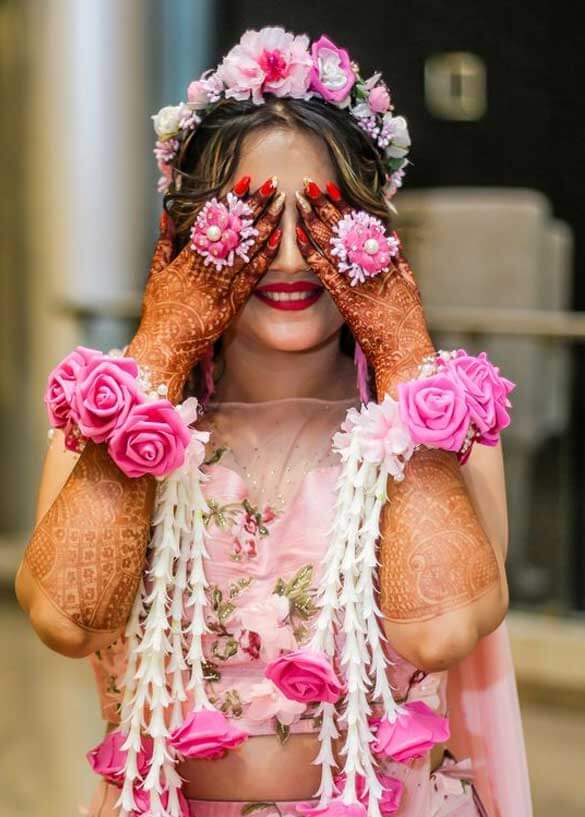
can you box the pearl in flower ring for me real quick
[190,192,258,271]
[330,210,400,286]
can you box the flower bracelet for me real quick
[44,345,208,479]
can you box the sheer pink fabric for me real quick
[85,397,532,817]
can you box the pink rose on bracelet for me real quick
[371,701,450,763]
[86,728,153,785]
[440,350,515,446]
[71,355,144,443]
[168,709,248,759]
[44,345,102,428]
[397,373,469,452]
[265,648,344,704]
[107,399,192,478]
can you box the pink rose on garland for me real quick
[86,728,153,786]
[296,798,366,817]
[440,350,515,446]
[131,785,190,817]
[310,35,356,103]
[71,355,143,443]
[334,772,404,815]
[265,648,343,704]
[397,373,470,452]
[44,345,102,428]
[372,701,450,763]
[168,709,248,760]
[217,27,313,104]
[107,399,191,478]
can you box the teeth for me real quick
[261,291,317,301]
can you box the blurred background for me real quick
[1,1,584,815]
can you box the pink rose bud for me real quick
[186,79,210,109]
[107,399,192,478]
[44,346,102,428]
[71,355,143,444]
[397,373,470,453]
[264,648,344,704]
[372,701,450,763]
[369,85,391,114]
[86,728,153,786]
[169,709,248,760]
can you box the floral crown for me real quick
[152,27,411,203]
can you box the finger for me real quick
[234,190,286,274]
[148,210,175,278]
[302,178,348,228]
[295,192,338,264]
[231,227,283,306]
[241,175,279,221]
[295,223,352,302]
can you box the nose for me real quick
[267,194,309,278]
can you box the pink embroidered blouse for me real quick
[87,397,483,815]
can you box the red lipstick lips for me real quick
[253,281,324,311]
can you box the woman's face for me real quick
[224,127,345,352]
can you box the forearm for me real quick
[18,337,190,652]
[378,445,508,670]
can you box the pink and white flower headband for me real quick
[152,27,410,203]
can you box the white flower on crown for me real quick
[152,104,183,139]
[384,114,411,159]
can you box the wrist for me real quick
[126,333,192,405]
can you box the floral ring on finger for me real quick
[330,209,401,287]
[190,192,259,271]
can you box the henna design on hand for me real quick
[295,180,435,400]
[378,448,500,622]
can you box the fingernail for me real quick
[269,191,286,214]
[159,211,168,234]
[295,191,311,213]
[326,181,342,201]
[234,175,251,196]
[260,176,278,197]
[304,179,321,200]
[268,228,282,249]
[296,225,309,245]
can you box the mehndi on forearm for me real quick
[378,445,500,623]
[23,438,157,633]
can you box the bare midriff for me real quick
[105,722,445,800]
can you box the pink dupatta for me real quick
[447,620,533,817]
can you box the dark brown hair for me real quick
[163,96,389,399]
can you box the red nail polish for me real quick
[159,211,168,234]
[305,180,321,200]
[296,225,309,245]
[260,177,276,197]
[268,228,282,249]
[326,181,342,201]
[234,175,251,196]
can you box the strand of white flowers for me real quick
[310,434,362,802]
[337,456,383,817]
[184,463,214,710]
[127,474,182,817]
[115,574,147,816]
[115,476,176,816]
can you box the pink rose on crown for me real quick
[168,709,248,760]
[107,399,192,478]
[310,35,356,104]
[44,345,102,428]
[371,700,450,763]
[265,648,343,703]
[217,26,313,104]
[334,772,404,815]
[86,728,153,786]
[70,355,144,444]
[397,373,470,452]
[439,350,515,446]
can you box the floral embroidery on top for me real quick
[204,497,277,560]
